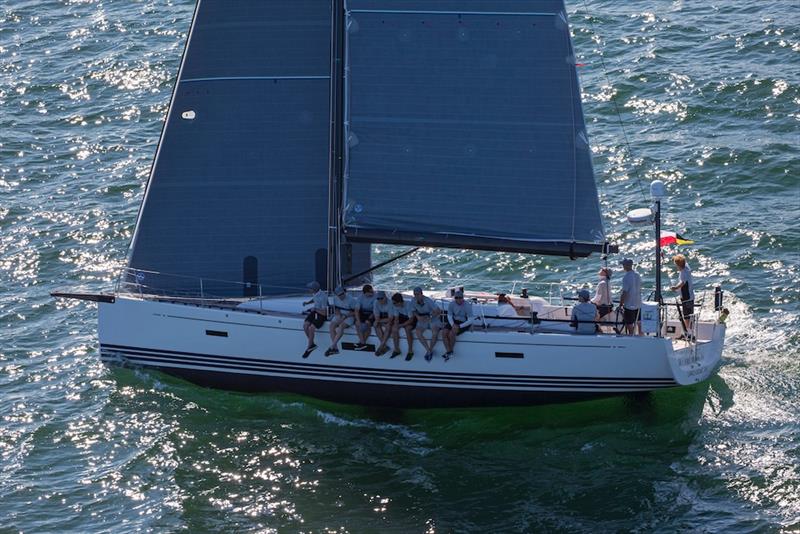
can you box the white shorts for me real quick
[331,315,355,328]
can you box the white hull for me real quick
[98,296,725,408]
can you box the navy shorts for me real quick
[305,311,325,328]
[396,315,416,328]
[622,307,639,325]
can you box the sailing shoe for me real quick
[302,344,317,359]
[424,352,433,362]
[443,352,452,362]
[405,351,414,361]
[390,349,402,358]
[354,343,368,351]
[324,347,339,357]
[375,346,388,357]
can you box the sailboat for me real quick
[54,0,726,408]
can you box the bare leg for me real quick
[404,325,414,350]
[306,325,316,348]
[330,323,347,349]
[358,321,373,345]
[377,321,391,349]
[430,326,441,353]
[416,326,430,353]
[391,323,401,352]
[329,318,340,344]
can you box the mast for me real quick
[654,199,663,305]
[326,0,346,291]
[651,180,667,337]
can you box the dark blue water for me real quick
[1,1,798,531]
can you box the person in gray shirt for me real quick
[325,286,356,357]
[410,287,441,361]
[670,254,695,335]
[372,291,393,356]
[618,258,642,335]
[354,284,376,349]
[571,288,598,335]
[302,281,328,358]
[390,292,414,360]
[442,290,476,360]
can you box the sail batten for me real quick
[341,0,605,255]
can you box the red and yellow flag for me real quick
[660,231,694,247]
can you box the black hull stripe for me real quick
[100,349,677,390]
[101,343,676,385]
[125,365,626,408]
[102,354,673,391]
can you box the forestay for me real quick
[342,0,606,256]
[126,0,368,296]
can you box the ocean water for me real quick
[1,0,798,532]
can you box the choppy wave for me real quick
[1,0,798,531]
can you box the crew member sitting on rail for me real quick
[372,291,393,356]
[302,281,328,358]
[571,288,598,335]
[410,287,441,362]
[442,290,476,360]
[390,292,415,360]
[354,284,376,350]
[325,286,357,357]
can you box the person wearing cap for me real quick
[390,292,414,359]
[591,268,614,322]
[571,288,599,334]
[669,254,695,334]
[325,286,357,357]
[442,290,476,360]
[618,258,642,335]
[372,291,393,356]
[301,281,328,358]
[354,284,376,349]
[410,287,441,361]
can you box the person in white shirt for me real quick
[670,254,695,333]
[494,294,529,329]
[325,286,356,357]
[618,258,642,335]
[591,268,613,321]
[571,289,598,334]
[442,290,476,360]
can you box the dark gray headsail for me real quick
[341,0,606,257]
[127,0,368,296]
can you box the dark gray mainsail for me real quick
[342,0,606,257]
[127,0,368,295]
